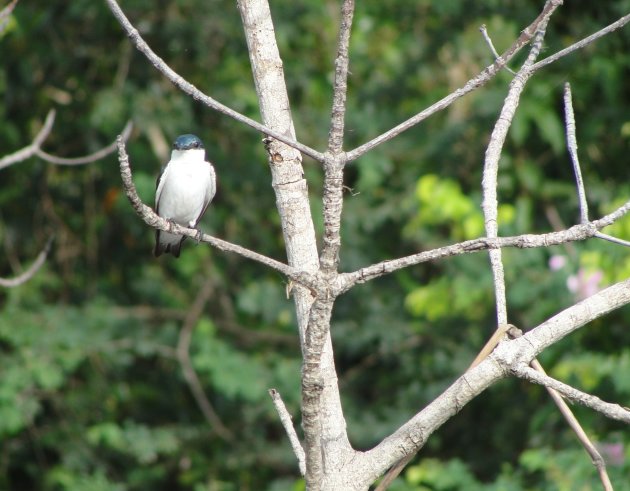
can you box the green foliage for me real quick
[2,1,630,490]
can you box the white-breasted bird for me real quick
[154,134,216,258]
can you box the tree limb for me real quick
[530,12,630,73]
[236,1,354,487]
[513,363,630,425]
[482,13,551,326]
[0,110,132,170]
[104,0,325,163]
[336,199,630,293]
[327,0,354,155]
[359,278,630,486]
[345,0,563,162]
[269,388,306,476]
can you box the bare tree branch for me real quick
[0,110,132,170]
[563,82,630,249]
[327,0,354,154]
[104,1,630,488]
[235,1,357,487]
[525,360,614,491]
[0,236,53,288]
[479,24,516,75]
[0,109,56,170]
[564,82,589,224]
[360,278,630,486]
[104,0,325,163]
[345,0,563,162]
[483,15,551,326]
[176,278,234,441]
[530,12,630,73]
[594,232,630,247]
[336,199,630,293]
[269,388,306,476]
[36,120,133,165]
[513,363,630,425]
[318,0,355,274]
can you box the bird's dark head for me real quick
[173,134,204,151]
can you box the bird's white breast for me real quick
[156,149,216,227]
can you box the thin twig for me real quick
[0,110,56,170]
[176,278,233,441]
[269,388,306,475]
[36,120,133,165]
[104,0,324,163]
[336,198,630,293]
[564,83,589,224]
[479,24,516,75]
[530,360,614,491]
[467,323,513,369]
[594,232,630,247]
[345,0,563,162]
[530,12,630,73]
[0,236,54,288]
[564,83,630,249]
[116,136,319,290]
[0,110,132,170]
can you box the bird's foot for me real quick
[194,228,203,243]
[167,218,177,233]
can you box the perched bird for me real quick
[154,134,216,258]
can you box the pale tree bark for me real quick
[236,1,353,488]
[106,0,630,488]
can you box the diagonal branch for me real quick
[269,388,306,475]
[511,322,615,491]
[104,0,325,163]
[479,24,516,75]
[513,363,630,424]
[116,137,318,290]
[345,0,563,162]
[336,197,630,293]
[358,278,630,486]
[0,236,54,288]
[530,12,630,73]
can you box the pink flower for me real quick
[549,255,567,271]
[567,268,603,299]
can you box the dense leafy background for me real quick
[2,1,630,490]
